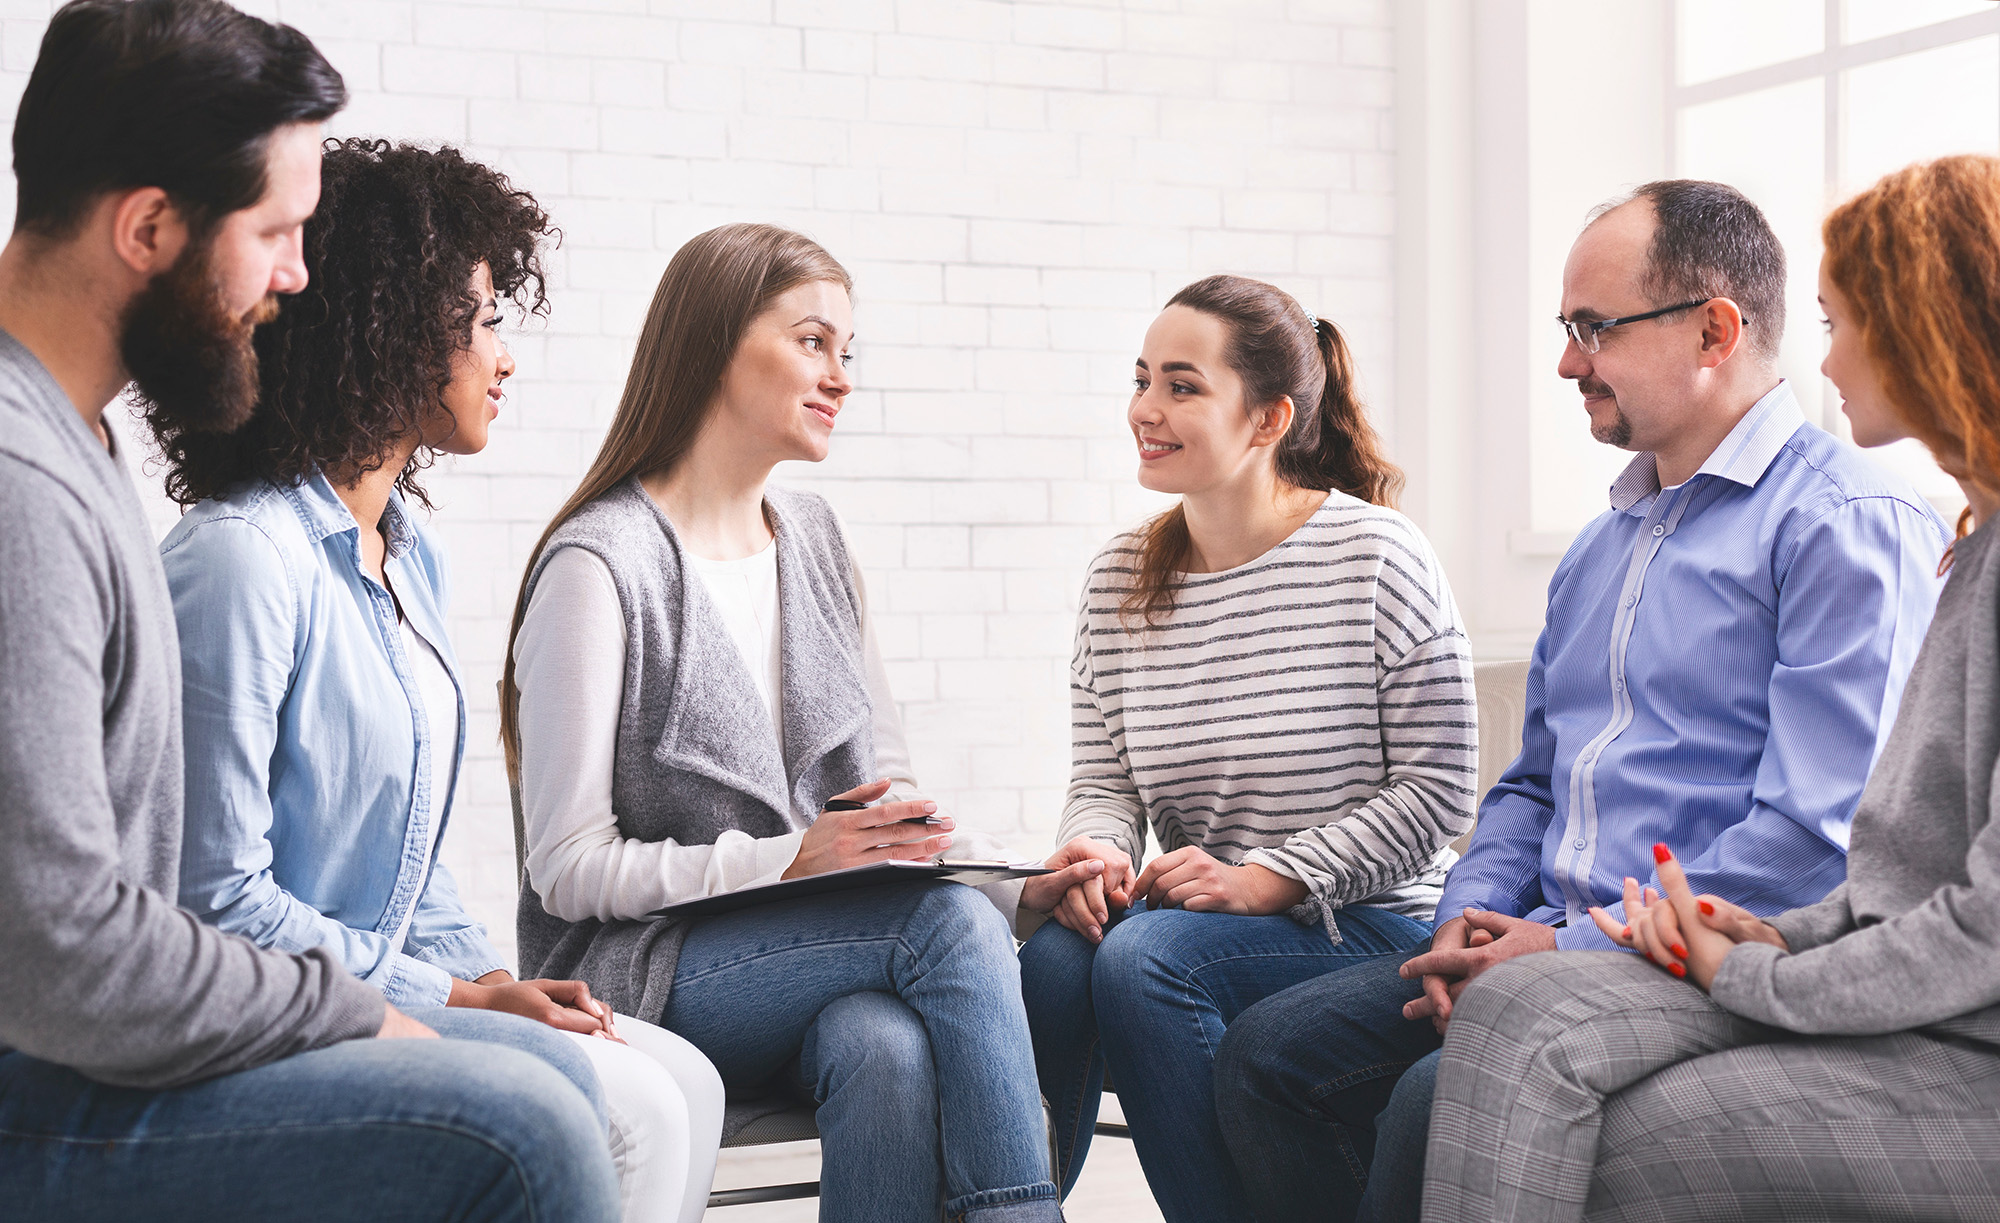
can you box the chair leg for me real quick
[707,1180,822,1208]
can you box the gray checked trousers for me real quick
[1421,951,2000,1223]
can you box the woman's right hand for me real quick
[377,1003,438,1039]
[782,778,954,879]
[1021,837,1135,944]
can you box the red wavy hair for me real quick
[1823,154,2000,539]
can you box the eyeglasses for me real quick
[1557,298,1745,354]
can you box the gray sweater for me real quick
[0,331,382,1088]
[1714,514,2000,1047]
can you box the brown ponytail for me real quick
[1121,274,1402,625]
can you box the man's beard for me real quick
[1581,377,1633,448]
[120,241,279,437]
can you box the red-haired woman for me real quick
[1014,275,1478,1221]
[1425,154,2000,1222]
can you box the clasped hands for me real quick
[1586,841,1787,991]
[1020,839,1309,945]
[382,969,620,1041]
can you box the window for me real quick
[1672,0,2000,518]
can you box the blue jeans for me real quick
[0,1007,620,1222]
[661,880,1058,1223]
[1212,952,1442,1223]
[1017,903,1432,1223]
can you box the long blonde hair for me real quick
[500,222,852,775]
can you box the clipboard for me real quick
[649,859,1052,919]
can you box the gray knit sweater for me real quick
[1713,515,2000,1047]
[0,331,383,1088]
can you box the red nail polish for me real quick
[1653,842,1672,864]
[1671,943,1688,959]
[1698,900,1715,916]
[1621,925,1631,939]
[1667,962,1686,978]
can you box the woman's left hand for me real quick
[1128,846,1308,916]
[1588,843,1755,992]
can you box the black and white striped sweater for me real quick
[1063,492,1478,932]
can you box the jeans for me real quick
[1212,953,1443,1223]
[1017,903,1432,1223]
[0,1007,621,1223]
[660,880,1059,1223]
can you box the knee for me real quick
[1214,997,1290,1108]
[428,1045,621,1204]
[918,882,1014,962]
[811,992,938,1100]
[1089,908,1190,1001]
[1018,919,1094,999]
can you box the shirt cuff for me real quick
[1553,920,1625,952]
[408,925,507,983]
[383,954,455,1009]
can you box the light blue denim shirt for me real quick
[164,472,504,1007]
[1440,382,1950,949]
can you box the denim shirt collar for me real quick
[283,468,420,560]
[1608,380,1804,516]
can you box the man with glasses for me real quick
[1209,180,1949,1223]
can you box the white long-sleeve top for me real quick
[516,542,1018,923]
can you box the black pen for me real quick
[824,796,945,825]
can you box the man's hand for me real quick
[784,779,953,879]
[451,970,618,1039]
[1399,910,1557,1034]
[377,1002,438,1040]
[1021,837,1136,944]
[1127,847,1308,916]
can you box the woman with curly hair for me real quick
[1421,154,2000,1222]
[1012,275,1477,1221]
[153,139,722,1223]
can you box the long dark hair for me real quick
[1123,274,1403,625]
[149,139,554,507]
[499,222,852,773]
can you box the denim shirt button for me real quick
[1573,838,1586,850]
[1652,524,1665,537]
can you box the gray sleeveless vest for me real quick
[515,478,874,1019]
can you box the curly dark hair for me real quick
[152,137,555,506]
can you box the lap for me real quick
[0,1035,609,1222]
[1218,949,1440,1096]
[1587,1029,2000,1221]
[1092,904,1431,1026]
[662,880,1009,1083]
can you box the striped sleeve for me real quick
[1244,625,1478,914]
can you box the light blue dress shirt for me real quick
[165,472,504,1006]
[1439,382,1949,950]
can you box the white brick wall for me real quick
[0,0,1395,967]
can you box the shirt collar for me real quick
[290,468,419,559]
[1607,380,1804,514]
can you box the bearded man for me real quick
[0,3,618,1221]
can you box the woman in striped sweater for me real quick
[1015,274,1478,1223]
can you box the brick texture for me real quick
[2,0,1395,966]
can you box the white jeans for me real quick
[565,1014,725,1223]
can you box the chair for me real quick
[1462,659,1532,848]
[501,682,823,1209]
